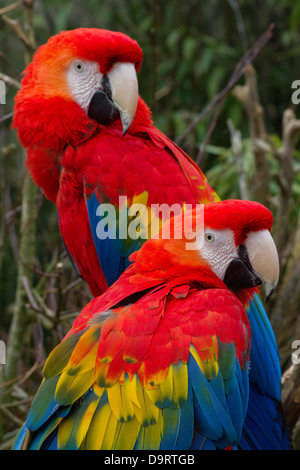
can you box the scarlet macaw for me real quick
[13,29,290,449]
[13,200,280,450]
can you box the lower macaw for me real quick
[13,200,280,450]
[12,29,290,449]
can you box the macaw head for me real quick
[132,199,279,301]
[13,28,144,152]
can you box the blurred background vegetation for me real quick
[0,0,300,449]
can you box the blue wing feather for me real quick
[175,389,194,450]
[188,352,249,448]
[26,376,60,431]
[240,294,291,449]
[86,193,139,286]
[247,295,281,398]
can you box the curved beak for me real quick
[107,62,139,135]
[245,229,279,302]
[87,62,138,135]
[223,229,279,302]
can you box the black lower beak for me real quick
[87,89,120,126]
[223,258,262,291]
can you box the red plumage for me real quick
[69,267,251,385]
[13,28,220,295]
[68,198,273,342]
[11,29,290,451]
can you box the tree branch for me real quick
[271,211,300,355]
[282,361,300,449]
[227,118,250,199]
[0,1,22,16]
[2,0,37,391]
[273,109,300,255]
[232,64,269,204]
[1,14,35,52]
[0,72,20,90]
[175,23,274,145]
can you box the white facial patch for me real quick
[66,59,102,113]
[197,228,238,280]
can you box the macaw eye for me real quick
[205,233,215,243]
[74,61,85,73]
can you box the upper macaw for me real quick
[13,199,280,450]
[12,29,290,449]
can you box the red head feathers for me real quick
[130,199,278,301]
[201,199,273,245]
[13,28,144,152]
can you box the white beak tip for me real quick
[263,279,278,303]
[120,113,131,136]
[265,287,275,303]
